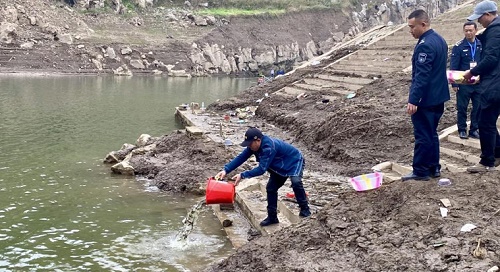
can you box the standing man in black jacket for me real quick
[450,21,482,140]
[402,10,450,181]
[463,0,500,172]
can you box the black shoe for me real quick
[401,172,430,181]
[430,169,441,178]
[299,208,311,218]
[459,131,468,139]
[260,217,279,226]
[469,130,480,139]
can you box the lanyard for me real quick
[467,39,477,61]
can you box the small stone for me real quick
[222,219,232,227]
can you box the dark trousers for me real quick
[478,101,500,167]
[266,163,308,216]
[456,85,480,133]
[411,104,444,176]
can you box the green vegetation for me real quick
[195,0,343,16]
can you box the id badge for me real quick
[470,61,477,69]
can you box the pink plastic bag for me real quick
[447,70,479,85]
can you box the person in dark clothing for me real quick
[450,21,482,139]
[216,127,311,226]
[463,0,500,172]
[402,10,450,181]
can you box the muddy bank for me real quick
[125,132,238,194]
[206,171,500,272]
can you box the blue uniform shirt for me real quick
[450,38,482,87]
[409,29,450,107]
[224,135,304,179]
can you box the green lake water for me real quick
[0,75,254,271]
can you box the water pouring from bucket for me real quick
[175,199,206,242]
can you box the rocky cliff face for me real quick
[0,0,466,76]
[188,0,465,76]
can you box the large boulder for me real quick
[0,22,17,44]
[2,6,19,23]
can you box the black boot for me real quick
[299,207,311,217]
[260,212,279,226]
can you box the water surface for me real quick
[0,75,253,271]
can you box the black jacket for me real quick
[409,29,450,107]
[470,16,500,106]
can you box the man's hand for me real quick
[453,87,458,92]
[215,170,226,180]
[463,70,473,80]
[407,103,418,115]
[232,174,242,186]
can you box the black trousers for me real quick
[478,92,500,167]
[411,104,444,176]
[456,85,480,133]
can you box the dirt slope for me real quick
[199,57,499,271]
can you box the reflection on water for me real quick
[0,75,253,271]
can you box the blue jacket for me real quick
[450,37,482,87]
[409,29,450,107]
[470,16,500,106]
[224,135,304,178]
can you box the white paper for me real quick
[460,223,477,232]
[440,207,448,217]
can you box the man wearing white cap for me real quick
[463,0,500,172]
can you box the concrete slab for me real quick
[303,77,365,91]
[186,126,203,137]
[211,204,252,248]
[315,74,374,85]
[391,163,412,176]
[440,146,480,164]
[343,59,411,69]
[236,189,292,236]
[440,159,467,173]
[447,135,481,149]
[325,69,380,78]
[355,49,413,58]
[331,63,402,73]
[294,83,322,92]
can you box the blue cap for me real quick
[468,0,497,21]
[240,127,263,147]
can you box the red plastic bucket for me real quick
[205,177,235,205]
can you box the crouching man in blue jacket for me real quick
[216,127,311,226]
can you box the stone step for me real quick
[325,68,382,78]
[336,58,410,69]
[368,44,415,51]
[373,39,416,48]
[294,82,352,96]
[440,146,480,165]
[331,63,403,73]
[211,204,252,248]
[355,49,413,58]
[391,163,412,176]
[440,158,468,173]
[293,83,322,92]
[347,52,412,62]
[236,189,292,236]
[447,135,481,149]
[315,73,374,85]
[255,181,302,225]
[303,77,365,91]
[277,86,311,97]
